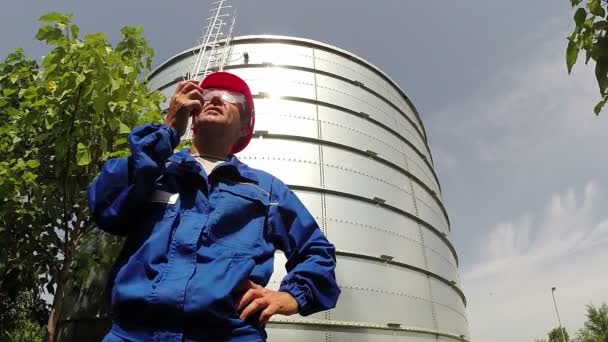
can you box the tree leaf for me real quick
[92,95,106,114]
[26,160,40,169]
[35,26,64,43]
[119,122,130,134]
[70,24,80,39]
[75,73,86,87]
[595,59,608,94]
[110,78,121,92]
[112,136,128,148]
[588,0,605,17]
[596,36,608,58]
[593,20,608,30]
[3,88,17,97]
[567,40,580,73]
[76,142,91,166]
[44,115,55,130]
[571,0,583,6]
[38,12,65,24]
[575,8,587,27]
[594,98,606,114]
[32,98,47,107]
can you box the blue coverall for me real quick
[87,124,340,341]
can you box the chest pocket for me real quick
[132,189,179,234]
[207,181,270,250]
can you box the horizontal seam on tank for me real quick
[249,96,441,194]
[332,250,466,306]
[266,113,439,193]
[231,49,413,115]
[340,285,468,321]
[245,133,450,228]
[286,185,459,267]
[224,64,428,145]
[239,155,447,229]
[158,74,429,158]
[323,216,457,268]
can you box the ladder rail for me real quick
[191,1,228,80]
[219,10,237,71]
[184,0,237,140]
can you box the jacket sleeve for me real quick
[86,123,180,236]
[269,178,340,316]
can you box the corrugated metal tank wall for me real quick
[148,35,469,342]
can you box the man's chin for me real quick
[192,118,226,132]
[195,115,223,124]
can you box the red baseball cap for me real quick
[198,72,255,154]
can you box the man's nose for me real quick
[209,94,224,105]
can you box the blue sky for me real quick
[2,1,607,341]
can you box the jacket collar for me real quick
[166,148,258,183]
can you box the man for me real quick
[87,72,340,341]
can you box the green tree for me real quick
[548,326,570,342]
[1,290,48,342]
[0,12,163,342]
[567,0,608,114]
[574,303,608,342]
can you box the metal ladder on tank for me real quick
[185,0,237,140]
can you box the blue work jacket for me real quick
[87,124,340,341]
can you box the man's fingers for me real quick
[259,304,278,326]
[249,280,263,289]
[182,100,203,116]
[175,81,187,93]
[239,297,268,321]
[175,80,200,94]
[185,89,205,104]
[178,81,203,96]
[235,288,265,312]
[237,279,262,292]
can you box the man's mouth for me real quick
[204,106,223,116]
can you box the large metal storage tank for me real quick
[147,35,469,342]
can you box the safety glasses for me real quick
[202,88,246,105]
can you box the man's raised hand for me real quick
[164,80,205,137]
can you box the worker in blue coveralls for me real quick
[87,72,340,341]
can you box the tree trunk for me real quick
[45,248,72,342]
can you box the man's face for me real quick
[193,88,248,142]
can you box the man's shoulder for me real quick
[235,159,289,195]
[237,160,277,184]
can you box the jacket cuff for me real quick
[164,124,180,150]
[129,123,180,162]
[279,276,314,316]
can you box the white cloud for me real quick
[463,181,608,342]
[428,21,607,170]
[422,15,608,342]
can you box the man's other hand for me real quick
[164,80,204,137]
[234,280,299,326]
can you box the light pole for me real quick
[551,286,567,342]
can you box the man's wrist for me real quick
[278,284,309,315]
[278,290,299,315]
